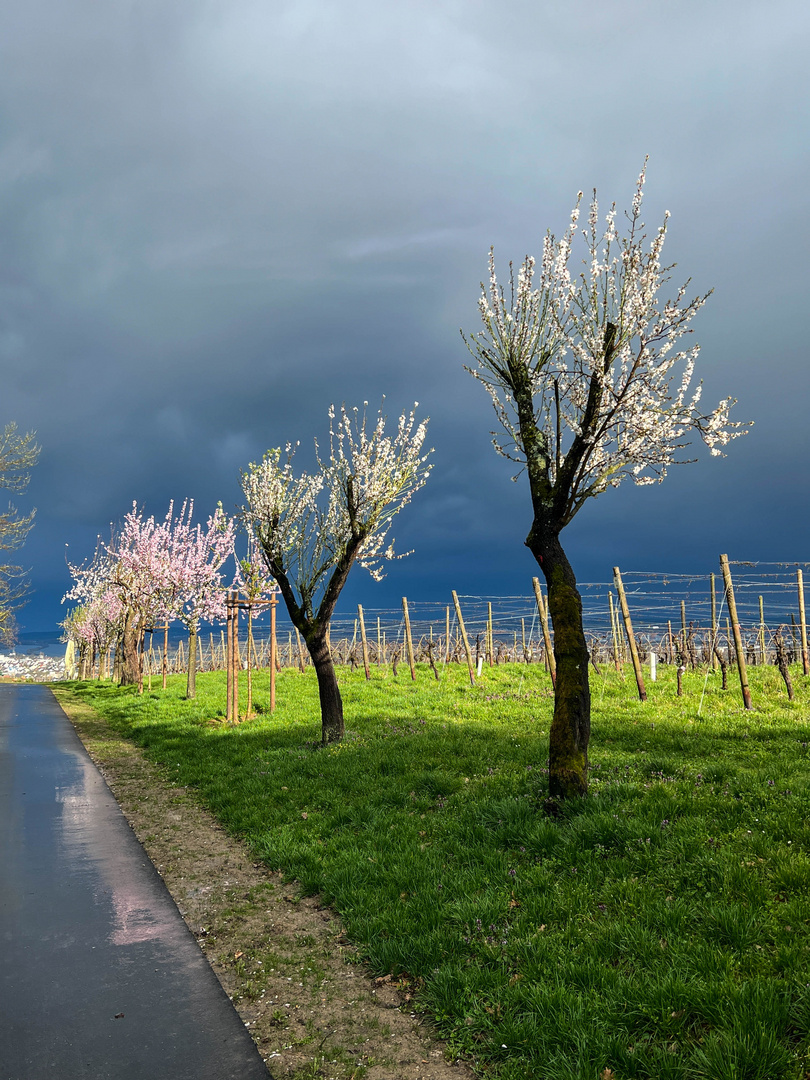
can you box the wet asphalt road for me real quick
[0,684,270,1080]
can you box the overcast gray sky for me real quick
[1,0,808,631]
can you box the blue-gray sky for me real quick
[1,0,807,631]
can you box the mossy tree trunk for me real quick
[308,630,344,744]
[264,534,363,746]
[528,531,590,800]
[509,330,618,801]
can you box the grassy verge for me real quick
[58,662,810,1079]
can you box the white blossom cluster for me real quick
[241,403,432,618]
[464,163,747,525]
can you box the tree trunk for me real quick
[186,625,197,699]
[120,612,140,686]
[530,532,590,801]
[308,632,344,745]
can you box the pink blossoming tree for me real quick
[65,501,235,695]
[163,500,235,699]
[463,164,747,802]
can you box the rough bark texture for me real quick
[528,531,590,801]
[308,632,344,744]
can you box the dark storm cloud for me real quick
[1,0,808,628]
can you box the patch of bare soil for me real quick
[53,691,478,1080]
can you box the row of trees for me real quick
[65,166,746,803]
[64,501,237,696]
[64,404,432,731]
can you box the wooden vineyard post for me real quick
[358,605,371,680]
[710,573,718,670]
[521,617,528,663]
[680,600,688,665]
[269,592,278,713]
[609,592,621,670]
[232,595,240,720]
[486,602,493,667]
[759,596,766,666]
[720,554,752,710]
[377,617,382,667]
[451,591,475,686]
[445,606,450,664]
[209,633,216,672]
[402,598,416,680]
[613,567,647,702]
[798,569,810,675]
[162,623,169,689]
[532,577,556,687]
[295,628,306,673]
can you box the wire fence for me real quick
[130,561,810,676]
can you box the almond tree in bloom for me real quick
[64,543,135,681]
[163,500,235,699]
[62,587,123,678]
[463,164,746,802]
[234,532,278,718]
[66,502,235,694]
[242,402,432,744]
[109,504,176,688]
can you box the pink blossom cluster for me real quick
[64,500,237,646]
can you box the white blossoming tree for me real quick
[242,402,432,744]
[464,164,746,802]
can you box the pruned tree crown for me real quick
[463,162,747,529]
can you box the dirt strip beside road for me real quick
[53,689,477,1080]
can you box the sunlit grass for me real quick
[58,661,810,1079]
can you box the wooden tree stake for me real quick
[269,593,278,712]
[759,595,766,666]
[710,573,718,670]
[609,592,621,670]
[226,593,234,721]
[451,591,475,686]
[720,554,752,710]
[613,567,647,702]
[798,569,809,675]
[402,597,416,680]
[532,577,556,686]
[358,604,371,680]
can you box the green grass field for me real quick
[59,661,810,1079]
